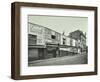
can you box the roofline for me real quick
[28,22,61,35]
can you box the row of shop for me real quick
[28,22,87,62]
[28,44,81,62]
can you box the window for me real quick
[63,38,66,45]
[51,35,56,39]
[28,34,37,45]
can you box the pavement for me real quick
[28,54,88,66]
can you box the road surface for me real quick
[28,54,87,66]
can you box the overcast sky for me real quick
[28,15,88,36]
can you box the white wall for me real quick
[0,0,100,82]
[28,23,45,45]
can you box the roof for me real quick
[28,22,61,35]
[68,30,86,40]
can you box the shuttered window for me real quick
[28,34,37,45]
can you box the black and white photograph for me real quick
[11,2,97,79]
[28,15,88,66]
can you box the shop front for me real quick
[28,45,46,62]
[46,43,60,58]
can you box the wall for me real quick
[0,0,100,82]
[29,22,45,45]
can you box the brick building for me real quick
[68,30,87,54]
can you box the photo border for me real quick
[11,2,98,80]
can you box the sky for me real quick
[28,15,88,36]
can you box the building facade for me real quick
[28,22,61,61]
[60,33,78,56]
[68,30,87,54]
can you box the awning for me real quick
[28,45,46,48]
